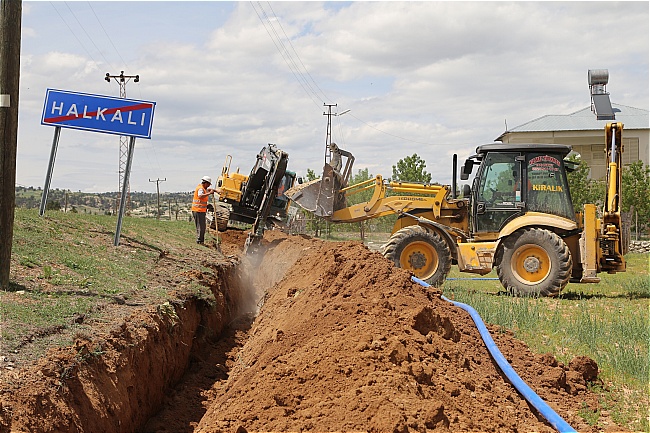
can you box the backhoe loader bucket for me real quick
[285,163,347,219]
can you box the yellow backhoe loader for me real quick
[286,122,627,296]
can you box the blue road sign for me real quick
[41,89,156,139]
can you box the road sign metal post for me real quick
[114,136,136,246]
[39,126,61,216]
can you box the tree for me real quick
[568,156,648,237]
[302,168,324,236]
[347,168,374,205]
[622,161,650,237]
[45,200,61,211]
[305,168,318,182]
[348,168,374,240]
[392,154,431,183]
[566,154,605,210]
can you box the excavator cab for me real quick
[462,143,575,233]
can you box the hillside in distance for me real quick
[15,186,193,219]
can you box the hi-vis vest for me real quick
[191,184,208,212]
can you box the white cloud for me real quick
[15,1,649,193]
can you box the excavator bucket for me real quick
[285,163,347,219]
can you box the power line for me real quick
[63,2,114,69]
[85,1,158,179]
[250,1,323,109]
[87,1,130,70]
[334,115,347,148]
[347,113,441,146]
[265,2,331,104]
[50,2,99,65]
[250,3,442,147]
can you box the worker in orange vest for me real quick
[192,175,221,244]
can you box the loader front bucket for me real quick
[285,163,347,219]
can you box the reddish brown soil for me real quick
[1,229,624,433]
[195,233,621,433]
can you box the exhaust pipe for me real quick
[452,154,458,199]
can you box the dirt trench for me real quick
[0,230,621,433]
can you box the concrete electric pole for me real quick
[149,178,166,220]
[0,0,22,289]
[105,71,139,213]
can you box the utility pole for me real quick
[0,0,22,289]
[322,103,349,165]
[323,103,336,164]
[149,178,166,220]
[105,71,139,214]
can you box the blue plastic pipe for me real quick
[412,276,577,433]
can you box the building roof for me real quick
[496,104,649,141]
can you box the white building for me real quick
[496,104,649,179]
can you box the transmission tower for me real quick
[105,71,139,212]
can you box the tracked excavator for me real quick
[286,122,627,296]
[210,143,296,252]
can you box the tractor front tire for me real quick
[382,225,451,287]
[496,228,572,297]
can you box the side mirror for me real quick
[297,177,303,185]
[460,159,474,180]
[462,184,471,198]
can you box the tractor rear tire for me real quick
[214,206,230,232]
[382,225,451,287]
[496,228,572,297]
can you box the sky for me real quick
[15,1,650,193]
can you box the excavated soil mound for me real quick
[0,229,623,432]
[195,233,619,433]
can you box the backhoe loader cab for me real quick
[462,143,576,233]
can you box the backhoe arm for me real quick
[599,122,626,271]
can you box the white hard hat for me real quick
[201,176,212,184]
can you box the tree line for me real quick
[15,153,649,236]
[14,186,193,219]
[566,157,649,238]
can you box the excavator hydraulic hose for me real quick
[412,276,577,433]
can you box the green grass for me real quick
[2,208,209,359]
[441,253,649,431]
[4,211,649,430]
